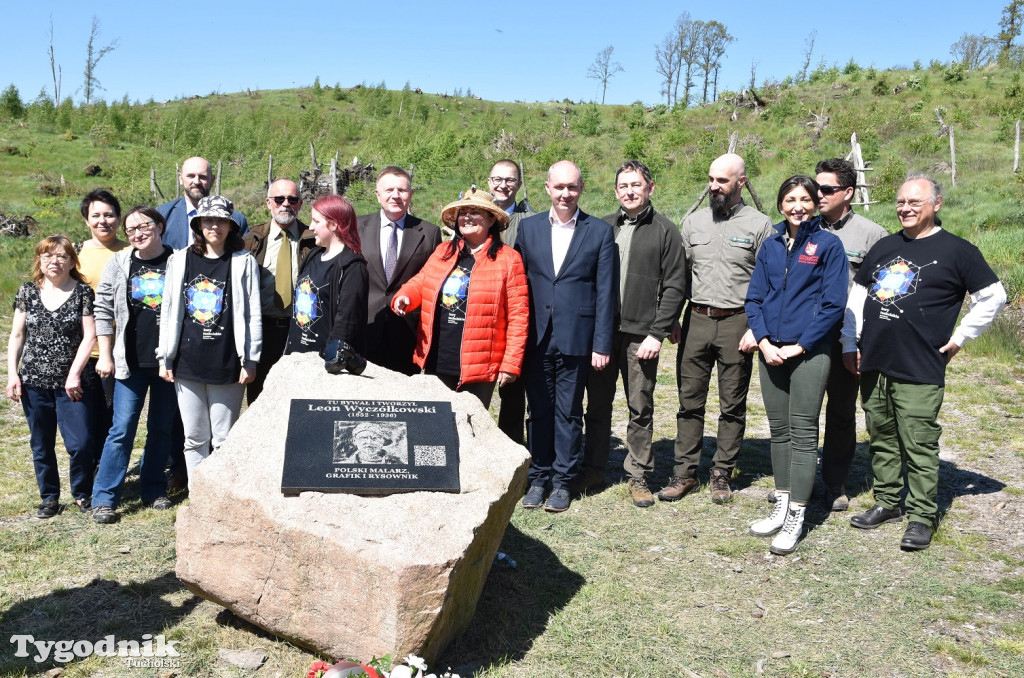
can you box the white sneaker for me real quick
[769,504,806,555]
[750,491,789,536]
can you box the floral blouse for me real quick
[13,282,95,389]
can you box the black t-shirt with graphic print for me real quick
[126,247,172,369]
[426,250,475,377]
[854,229,999,387]
[286,251,338,355]
[173,251,238,384]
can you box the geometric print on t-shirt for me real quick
[184,274,225,326]
[293,275,323,333]
[440,266,471,314]
[130,267,167,311]
[868,256,936,310]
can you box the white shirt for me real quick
[549,208,579,275]
[263,222,300,283]
[377,211,408,266]
[184,195,200,246]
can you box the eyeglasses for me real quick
[125,221,157,236]
[40,253,70,263]
[896,199,927,209]
[488,176,519,186]
[270,196,301,206]
[818,184,849,196]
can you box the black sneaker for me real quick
[36,501,59,519]
[92,506,119,524]
[149,497,172,511]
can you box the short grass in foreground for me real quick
[0,325,1023,676]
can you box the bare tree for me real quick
[749,59,758,90]
[695,21,733,104]
[950,32,999,69]
[655,32,681,107]
[587,45,624,105]
[47,16,62,106]
[799,30,817,82]
[655,12,696,108]
[1000,0,1024,53]
[82,16,119,105]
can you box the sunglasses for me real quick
[270,196,301,206]
[818,184,849,196]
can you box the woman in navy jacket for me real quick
[741,175,848,555]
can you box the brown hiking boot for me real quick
[628,477,654,508]
[656,476,698,502]
[710,469,733,504]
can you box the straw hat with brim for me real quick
[189,195,240,231]
[440,186,511,231]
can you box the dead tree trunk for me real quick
[175,163,180,198]
[267,155,274,187]
[215,159,222,195]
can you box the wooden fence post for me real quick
[174,163,180,199]
[268,155,274,187]
[330,156,338,195]
[1014,120,1020,174]
[215,159,223,195]
[949,125,957,187]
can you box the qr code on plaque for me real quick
[414,445,447,466]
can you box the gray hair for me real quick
[903,173,942,204]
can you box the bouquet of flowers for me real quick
[307,654,460,678]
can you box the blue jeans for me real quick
[21,384,93,503]
[92,368,175,508]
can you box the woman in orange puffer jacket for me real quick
[392,186,529,407]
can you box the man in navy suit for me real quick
[157,156,249,250]
[515,160,617,512]
[357,166,441,375]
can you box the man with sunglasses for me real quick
[814,158,887,512]
[242,179,315,402]
[158,156,249,251]
[489,159,534,445]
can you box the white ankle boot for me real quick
[769,504,806,555]
[750,490,789,536]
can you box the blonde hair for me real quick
[32,235,84,287]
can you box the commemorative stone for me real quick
[174,353,531,665]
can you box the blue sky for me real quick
[1,1,1001,107]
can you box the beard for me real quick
[710,186,739,217]
[184,184,209,203]
[273,211,297,227]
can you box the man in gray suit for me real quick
[357,166,441,375]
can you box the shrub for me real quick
[0,84,25,119]
[872,77,891,96]
[843,58,861,75]
[873,155,908,204]
[623,128,648,160]
[312,77,322,96]
[943,62,966,83]
[576,104,601,137]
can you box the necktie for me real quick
[275,230,292,312]
[384,222,398,285]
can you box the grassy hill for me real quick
[3,61,1022,354]
[1,65,1023,677]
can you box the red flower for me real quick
[308,660,333,678]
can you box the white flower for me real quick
[389,666,413,678]
[404,655,428,673]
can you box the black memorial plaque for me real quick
[281,399,460,495]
